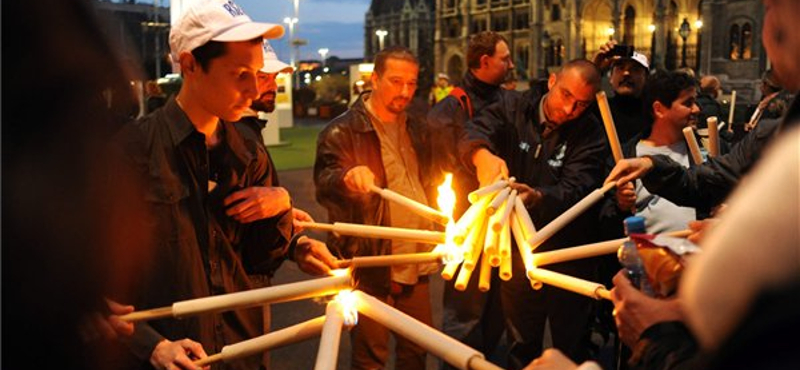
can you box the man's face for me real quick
[371,58,419,114]
[763,0,800,92]
[482,41,514,86]
[609,60,647,97]
[545,69,597,125]
[251,71,279,113]
[437,77,449,88]
[189,40,262,122]
[661,87,700,130]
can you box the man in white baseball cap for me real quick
[114,1,337,369]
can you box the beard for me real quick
[251,92,276,113]
[386,97,410,114]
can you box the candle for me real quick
[682,126,704,165]
[478,254,492,292]
[468,177,513,203]
[122,274,352,322]
[728,90,737,131]
[314,301,345,370]
[298,221,446,245]
[596,91,625,163]
[492,190,516,233]
[486,187,511,215]
[369,184,449,225]
[454,261,475,292]
[353,291,503,370]
[336,252,444,269]
[441,260,461,281]
[513,195,537,240]
[499,223,512,281]
[510,213,534,268]
[526,182,616,252]
[463,220,488,271]
[526,267,611,301]
[195,316,326,366]
[453,195,493,244]
[706,117,720,157]
[531,229,692,266]
[482,222,500,267]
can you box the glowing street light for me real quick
[375,29,388,51]
[318,48,329,70]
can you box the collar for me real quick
[538,94,560,138]
[462,71,501,99]
[348,93,379,133]
[164,96,196,147]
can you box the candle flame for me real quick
[335,290,359,326]
[329,268,350,277]
[434,173,464,264]
[436,173,456,220]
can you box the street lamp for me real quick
[283,17,299,67]
[679,18,691,68]
[318,48,329,71]
[375,29,388,51]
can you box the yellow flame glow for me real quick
[329,268,350,277]
[334,290,359,326]
[436,173,456,220]
[434,173,464,264]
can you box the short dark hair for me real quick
[558,59,602,90]
[467,31,508,70]
[191,38,262,72]
[373,46,418,76]
[642,70,698,121]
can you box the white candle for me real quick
[492,190,516,233]
[526,268,611,300]
[706,117,720,157]
[453,195,493,244]
[123,274,352,322]
[441,260,461,281]
[468,178,512,203]
[513,195,537,240]
[682,126,704,165]
[478,254,492,292]
[314,301,345,370]
[299,221,446,245]
[463,220,488,271]
[337,252,444,269]
[369,185,449,225]
[596,91,624,163]
[195,316,326,366]
[525,182,616,251]
[499,223,512,281]
[353,291,502,370]
[728,90,737,129]
[510,213,534,269]
[486,187,512,215]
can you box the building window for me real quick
[623,6,635,46]
[475,0,486,6]
[514,12,529,30]
[492,13,509,32]
[729,22,753,60]
[471,18,487,33]
[516,45,529,78]
[446,0,457,9]
[551,5,561,21]
[447,18,461,38]
[554,38,564,66]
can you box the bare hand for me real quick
[604,157,654,188]
[79,299,134,342]
[292,208,315,232]
[150,338,208,370]
[687,219,718,245]
[615,181,636,211]
[593,40,619,71]
[343,166,376,194]
[224,187,291,223]
[523,348,578,370]
[294,236,339,276]
[472,148,509,186]
[510,182,542,209]
[611,271,685,347]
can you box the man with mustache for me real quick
[314,46,437,370]
[461,59,607,369]
[593,41,650,144]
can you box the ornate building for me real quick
[433,0,767,103]
[365,0,436,93]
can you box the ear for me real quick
[652,101,667,119]
[547,73,556,91]
[480,54,490,69]
[370,71,379,87]
[178,52,197,76]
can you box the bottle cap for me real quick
[624,216,646,235]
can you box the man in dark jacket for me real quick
[426,31,514,364]
[314,46,437,370]
[461,59,607,369]
[113,2,336,369]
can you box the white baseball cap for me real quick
[613,51,650,70]
[169,0,285,58]
[261,40,293,74]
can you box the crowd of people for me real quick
[4,0,799,370]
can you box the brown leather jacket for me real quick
[314,95,437,294]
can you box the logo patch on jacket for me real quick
[548,144,567,168]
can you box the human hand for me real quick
[150,338,208,370]
[523,348,578,370]
[224,186,291,223]
[611,271,685,347]
[79,298,135,342]
[604,157,654,188]
[510,182,542,209]
[615,181,636,211]
[343,166,376,194]
[293,236,339,276]
[687,219,718,245]
[472,148,509,186]
[292,208,315,232]
[592,40,619,71]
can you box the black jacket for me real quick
[641,96,800,209]
[314,95,436,294]
[427,71,506,217]
[459,83,609,256]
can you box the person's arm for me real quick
[457,94,516,185]
[314,120,376,208]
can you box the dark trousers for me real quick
[501,249,595,370]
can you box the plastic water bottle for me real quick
[618,216,654,296]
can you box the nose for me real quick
[564,101,576,116]
[400,83,411,97]
[508,59,515,70]
[243,74,259,100]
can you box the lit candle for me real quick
[477,254,492,292]
[462,220,488,271]
[467,177,513,203]
[369,184,449,225]
[453,195,493,244]
[486,187,511,215]
[314,301,345,370]
[122,274,352,322]
[499,223,512,281]
[441,260,461,281]
[194,316,326,366]
[336,252,444,269]
[682,126,704,165]
[526,182,616,252]
[353,291,503,370]
[706,117,720,157]
[526,267,611,301]
[596,91,624,163]
[298,221,446,245]
[513,195,537,240]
